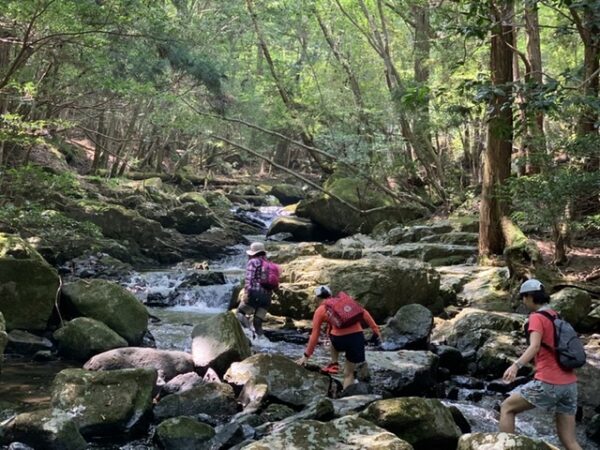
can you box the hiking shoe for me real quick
[321,362,340,374]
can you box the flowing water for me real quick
[1,205,597,449]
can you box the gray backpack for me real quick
[535,310,587,370]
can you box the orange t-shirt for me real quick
[529,309,577,385]
[304,303,380,357]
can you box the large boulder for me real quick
[153,382,238,421]
[61,279,148,345]
[296,175,427,236]
[266,216,322,241]
[390,243,477,266]
[550,288,592,329]
[0,409,87,450]
[385,224,455,245]
[475,333,523,378]
[51,368,157,438]
[224,354,330,407]
[155,416,215,450]
[577,336,600,414]
[360,397,462,450]
[366,350,439,397]
[273,255,441,321]
[269,184,305,205]
[53,317,128,361]
[242,415,413,450]
[191,312,251,377]
[457,432,557,449]
[432,308,525,353]
[382,304,433,350]
[83,347,194,383]
[167,203,222,235]
[0,233,60,331]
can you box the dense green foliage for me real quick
[0,0,598,258]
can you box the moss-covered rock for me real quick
[191,312,251,377]
[0,233,60,331]
[154,382,238,421]
[550,288,592,329]
[360,397,461,450]
[51,368,157,438]
[225,353,330,407]
[273,255,441,321]
[420,232,479,245]
[53,317,128,361]
[269,184,305,205]
[203,190,233,209]
[0,408,87,450]
[155,416,215,450]
[6,329,53,355]
[61,279,148,345]
[178,192,209,207]
[476,332,523,378]
[457,432,557,449]
[297,176,428,236]
[243,415,414,450]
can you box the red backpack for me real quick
[324,292,365,328]
[259,259,280,290]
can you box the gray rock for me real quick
[269,184,305,205]
[267,216,320,242]
[366,350,439,396]
[382,304,433,350]
[0,409,86,450]
[457,432,556,449]
[224,354,330,408]
[191,312,251,377]
[155,416,214,450]
[259,403,295,422]
[61,279,148,345]
[332,394,382,417]
[256,397,334,435]
[51,368,156,438]
[242,415,413,450]
[577,336,600,413]
[161,372,204,396]
[434,345,467,374]
[154,382,238,421]
[420,232,479,246]
[0,313,6,371]
[83,347,193,384]
[6,330,53,355]
[53,317,128,361]
[0,233,60,331]
[475,332,523,378]
[179,271,226,288]
[360,397,462,450]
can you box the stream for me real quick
[1,205,597,449]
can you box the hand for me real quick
[296,356,308,366]
[503,363,519,383]
[240,290,249,304]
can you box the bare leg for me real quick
[252,316,264,336]
[330,344,339,364]
[499,393,535,433]
[343,361,356,389]
[556,414,582,450]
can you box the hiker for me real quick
[296,285,382,389]
[500,279,582,450]
[236,242,279,337]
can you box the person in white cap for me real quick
[296,285,381,389]
[500,279,581,450]
[236,242,279,337]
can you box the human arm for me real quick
[362,310,381,342]
[502,330,542,383]
[296,306,326,365]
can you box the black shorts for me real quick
[330,331,365,364]
[248,289,271,308]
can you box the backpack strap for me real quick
[532,310,557,351]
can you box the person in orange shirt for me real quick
[296,285,382,389]
[500,279,581,450]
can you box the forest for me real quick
[1,2,600,450]
[0,0,597,264]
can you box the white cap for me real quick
[519,279,544,294]
[246,242,266,256]
[314,285,332,298]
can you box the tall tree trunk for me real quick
[524,0,545,173]
[412,1,431,146]
[479,1,514,257]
